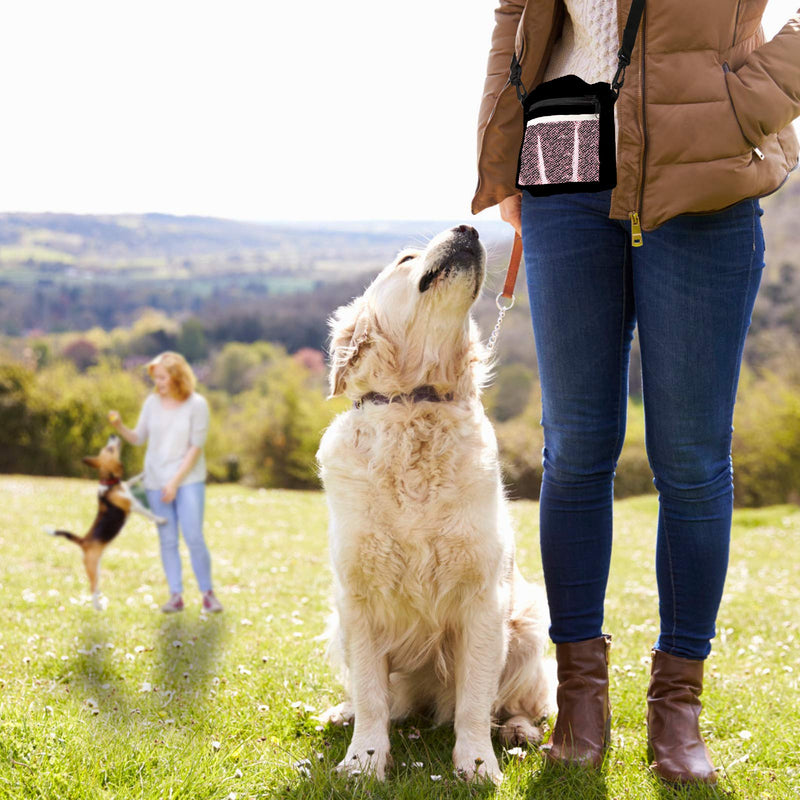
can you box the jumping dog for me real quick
[45,434,166,609]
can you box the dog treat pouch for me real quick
[130,484,151,509]
[510,0,644,197]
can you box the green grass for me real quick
[0,477,798,799]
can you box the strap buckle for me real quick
[612,52,630,95]
[509,52,527,103]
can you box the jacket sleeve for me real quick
[725,11,800,146]
[477,0,526,151]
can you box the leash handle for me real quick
[500,231,523,302]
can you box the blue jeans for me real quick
[146,482,213,595]
[520,190,764,660]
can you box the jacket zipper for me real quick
[732,0,742,48]
[629,3,647,248]
[629,212,643,247]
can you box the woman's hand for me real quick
[161,480,179,504]
[108,410,121,429]
[499,193,523,236]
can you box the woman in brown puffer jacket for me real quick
[475,0,800,785]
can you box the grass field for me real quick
[0,477,798,799]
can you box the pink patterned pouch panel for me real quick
[518,114,600,186]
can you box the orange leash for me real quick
[487,231,523,352]
[501,231,523,302]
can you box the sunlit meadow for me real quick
[0,477,798,799]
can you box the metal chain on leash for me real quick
[486,231,523,352]
[486,293,515,352]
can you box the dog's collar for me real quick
[354,385,454,410]
[99,477,121,487]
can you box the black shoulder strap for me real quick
[510,0,647,102]
[612,0,646,94]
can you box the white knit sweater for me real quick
[544,0,620,85]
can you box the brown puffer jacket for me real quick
[473,0,800,233]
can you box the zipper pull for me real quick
[753,146,765,161]
[630,212,644,247]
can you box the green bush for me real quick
[207,359,347,490]
[495,396,655,501]
[0,364,49,473]
[3,333,800,505]
[732,368,800,506]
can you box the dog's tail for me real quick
[44,526,83,545]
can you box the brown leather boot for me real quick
[647,649,717,784]
[542,634,611,768]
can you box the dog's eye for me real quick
[397,254,416,265]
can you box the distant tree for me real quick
[29,340,50,368]
[0,364,48,473]
[484,363,536,422]
[178,317,208,361]
[293,347,326,376]
[208,341,282,395]
[61,338,99,371]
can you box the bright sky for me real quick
[1,1,797,222]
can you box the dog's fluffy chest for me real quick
[319,404,511,609]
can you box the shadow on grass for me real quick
[60,614,135,717]
[652,776,730,800]
[519,763,609,799]
[153,611,226,692]
[52,608,225,726]
[276,717,517,800]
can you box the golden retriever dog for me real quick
[316,226,554,784]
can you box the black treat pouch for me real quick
[508,0,644,199]
[516,75,618,196]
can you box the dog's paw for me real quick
[337,744,391,780]
[92,593,104,611]
[318,702,354,727]
[498,715,544,747]
[43,526,57,536]
[155,516,168,526]
[453,745,502,785]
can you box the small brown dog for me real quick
[45,434,166,609]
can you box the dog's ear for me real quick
[328,301,371,399]
[82,456,100,469]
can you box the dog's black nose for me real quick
[453,224,479,240]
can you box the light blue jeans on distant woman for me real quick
[520,189,764,660]
[146,481,213,595]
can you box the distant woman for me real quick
[109,351,222,613]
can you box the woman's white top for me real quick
[134,392,209,490]
[543,0,620,86]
